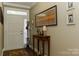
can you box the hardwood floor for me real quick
[3,47,34,56]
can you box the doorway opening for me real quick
[4,7,29,50]
[23,19,27,48]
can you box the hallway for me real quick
[1,2,79,56]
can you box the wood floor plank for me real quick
[3,47,34,56]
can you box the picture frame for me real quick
[67,11,75,25]
[35,5,57,27]
[66,2,75,11]
[68,2,73,8]
[0,7,3,24]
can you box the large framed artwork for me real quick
[35,5,57,27]
[0,7,3,24]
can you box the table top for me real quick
[33,35,50,41]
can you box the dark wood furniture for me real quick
[33,35,50,56]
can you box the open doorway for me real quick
[23,19,27,47]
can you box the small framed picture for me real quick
[68,14,73,24]
[68,2,73,8]
[66,2,75,11]
[67,11,75,25]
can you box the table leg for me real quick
[42,40,44,56]
[33,37,35,55]
[48,39,50,56]
[37,39,39,55]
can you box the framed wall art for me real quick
[0,7,3,24]
[35,5,57,27]
[68,2,73,8]
[66,2,75,11]
[67,11,75,25]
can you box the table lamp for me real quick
[42,25,47,36]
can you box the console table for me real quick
[33,35,50,56]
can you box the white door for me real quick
[4,7,29,50]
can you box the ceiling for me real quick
[12,2,36,7]
[10,2,37,8]
[3,2,37,9]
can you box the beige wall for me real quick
[0,2,3,55]
[30,2,79,55]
